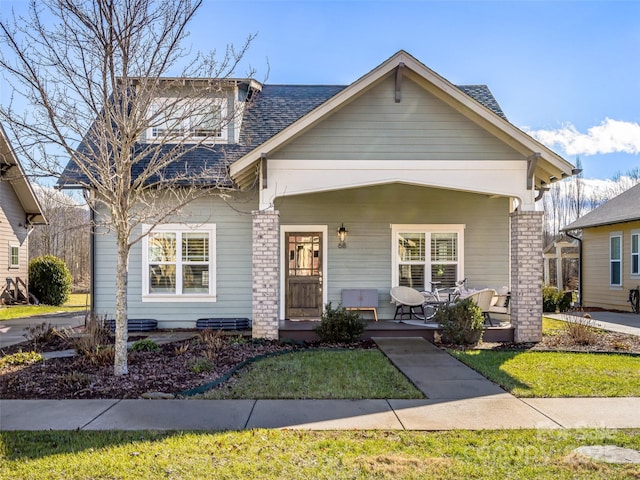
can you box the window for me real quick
[632,232,639,276]
[393,225,464,290]
[142,224,216,301]
[9,245,19,269]
[148,98,227,142]
[610,234,622,286]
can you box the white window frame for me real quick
[147,98,228,143]
[8,243,19,269]
[141,223,216,302]
[610,233,622,287]
[631,230,639,277]
[391,224,465,290]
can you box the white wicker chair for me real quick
[390,286,425,320]
[465,288,497,325]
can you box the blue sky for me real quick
[2,0,638,181]
[187,0,640,181]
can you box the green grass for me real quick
[1,429,639,479]
[0,293,88,321]
[199,349,424,399]
[449,349,640,397]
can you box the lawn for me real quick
[1,429,639,479]
[449,350,640,397]
[0,294,88,321]
[198,349,424,399]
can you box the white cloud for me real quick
[525,118,640,156]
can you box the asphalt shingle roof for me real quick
[562,183,640,230]
[60,82,507,186]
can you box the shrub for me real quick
[0,350,43,368]
[129,339,159,352]
[71,314,111,356]
[563,316,598,346]
[190,357,214,374]
[28,255,72,306]
[314,302,365,343]
[23,322,59,345]
[542,285,572,313]
[435,298,484,345]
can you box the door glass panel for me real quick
[288,235,320,276]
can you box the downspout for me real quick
[565,231,582,306]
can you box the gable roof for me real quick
[230,50,573,189]
[60,80,508,187]
[0,124,46,225]
[562,183,640,230]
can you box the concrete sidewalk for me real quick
[2,337,640,431]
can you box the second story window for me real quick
[148,98,227,142]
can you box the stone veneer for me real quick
[510,210,544,342]
[251,210,280,339]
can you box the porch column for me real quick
[252,209,280,339]
[510,210,544,343]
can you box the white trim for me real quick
[259,159,530,210]
[279,225,328,320]
[391,224,465,289]
[609,232,622,287]
[8,242,19,269]
[141,223,217,302]
[631,230,639,277]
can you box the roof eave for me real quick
[230,50,574,187]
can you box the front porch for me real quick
[279,318,514,343]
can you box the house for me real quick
[0,123,46,303]
[562,183,640,312]
[62,51,575,342]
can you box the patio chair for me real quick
[390,286,425,320]
[488,286,510,318]
[465,288,497,326]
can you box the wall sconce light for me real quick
[337,223,348,248]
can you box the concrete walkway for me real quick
[2,336,640,431]
[547,310,640,336]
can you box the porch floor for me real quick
[279,318,514,343]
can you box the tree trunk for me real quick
[114,232,129,376]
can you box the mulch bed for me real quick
[0,332,375,400]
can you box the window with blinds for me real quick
[143,224,215,299]
[395,227,462,290]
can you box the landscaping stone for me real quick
[574,445,640,464]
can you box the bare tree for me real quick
[0,0,256,375]
[29,185,91,290]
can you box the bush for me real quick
[129,339,159,352]
[0,350,43,368]
[435,298,484,345]
[28,255,72,306]
[542,285,571,313]
[314,302,365,343]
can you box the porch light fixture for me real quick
[337,223,348,248]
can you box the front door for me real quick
[285,232,323,319]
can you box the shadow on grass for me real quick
[0,430,186,461]
[447,349,533,394]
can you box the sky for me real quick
[1,0,639,182]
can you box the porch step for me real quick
[106,318,158,332]
[196,318,251,330]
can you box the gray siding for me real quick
[0,180,29,301]
[93,192,257,327]
[273,75,521,162]
[276,183,510,319]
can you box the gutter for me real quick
[565,230,582,306]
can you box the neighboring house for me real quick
[562,183,640,312]
[0,123,46,304]
[62,51,575,342]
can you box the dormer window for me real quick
[148,98,228,143]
